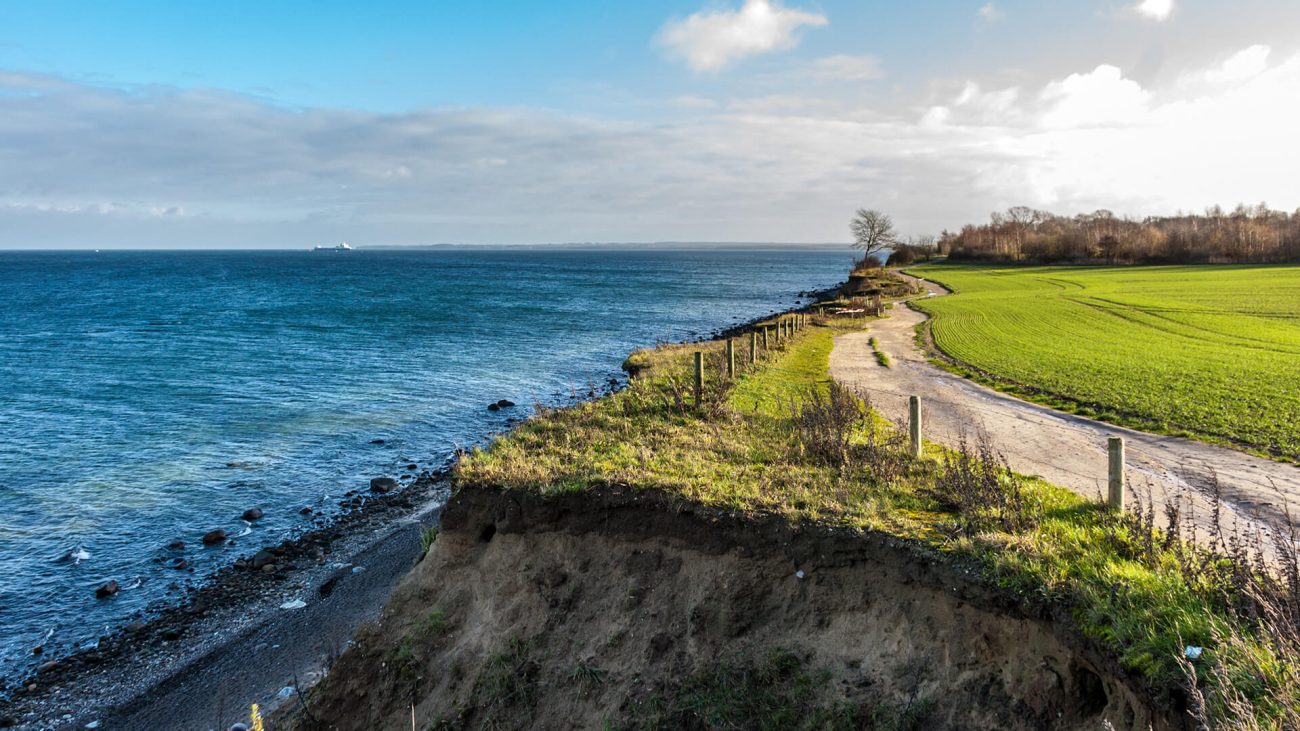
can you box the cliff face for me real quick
[288,487,1178,731]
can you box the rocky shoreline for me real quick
[0,469,452,731]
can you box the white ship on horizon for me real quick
[312,242,352,252]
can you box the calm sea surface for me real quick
[0,248,852,681]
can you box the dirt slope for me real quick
[829,274,1300,541]
[284,488,1179,731]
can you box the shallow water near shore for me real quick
[0,247,852,683]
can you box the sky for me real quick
[1,0,1299,248]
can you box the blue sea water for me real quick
[0,247,853,681]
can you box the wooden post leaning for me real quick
[749,331,757,365]
[694,351,704,407]
[763,327,769,351]
[908,395,922,458]
[1108,437,1126,511]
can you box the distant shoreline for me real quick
[0,243,855,253]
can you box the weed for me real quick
[471,637,541,727]
[570,660,608,686]
[618,649,859,730]
[420,526,439,559]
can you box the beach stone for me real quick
[202,529,228,546]
[167,539,186,550]
[487,402,500,411]
[31,646,42,655]
[241,507,265,521]
[170,558,189,570]
[0,714,16,727]
[251,549,276,569]
[261,563,277,574]
[162,627,182,641]
[497,399,516,408]
[125,622,147,634]
[370,476,398,493]
[230,723,250,731]
[299,506,313,515]
[37,661,57,674]
[406,463,418,470]
[94,580,119,599]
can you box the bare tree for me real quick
[849,208,899,264]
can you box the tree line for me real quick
[936,204,1300,264]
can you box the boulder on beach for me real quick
[167,539,186,550]
[370,476,398,493]
[251,549,276,570]
[487,402,500,411]
[202,529,228,546]
[497,399,516,408]
[241,507,265,521]
[95,580,119,599]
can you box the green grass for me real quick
[908,263,1300,461]
[456,318,1299,727]
[868,336,891,368]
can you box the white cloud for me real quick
[1203,44,1271,84]
[1039,64,1149,128]
[658,0,828,72]
[3,46,1299,248]
[671,94,720,110]
[807,54,884,82]
[978,3,1002,21]
[922,50,1300,216]
[1134,0,1174,21]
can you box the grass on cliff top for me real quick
[456,316,1300,728]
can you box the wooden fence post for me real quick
[763,327,769,350]
[694,351,703,407]
[749,331,757,365]
[1108,437,1125,511]
[726,338,735,379]
[909,395,922,458]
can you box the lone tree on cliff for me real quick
[850,208,899,264]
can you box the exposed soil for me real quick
[830,273,1300,543]
[281,486,1183,731]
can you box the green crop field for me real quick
[908,263,1300,462]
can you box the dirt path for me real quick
[829,273,1300,540]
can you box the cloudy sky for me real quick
[2,0,1298,248]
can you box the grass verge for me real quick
[457,315,1300,729]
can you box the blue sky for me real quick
[2,1,1299,247]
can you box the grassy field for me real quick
[457,316,1300,727]
[908,263,1300,461]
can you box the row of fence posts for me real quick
[906,395,1128,511]
[692,313,808,407]
[694,323,1130,514]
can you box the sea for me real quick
[0,247,853,683]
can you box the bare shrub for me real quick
[790,382,867,466]
[930,435,1039,535]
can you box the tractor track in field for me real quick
[830,272,1300,544]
